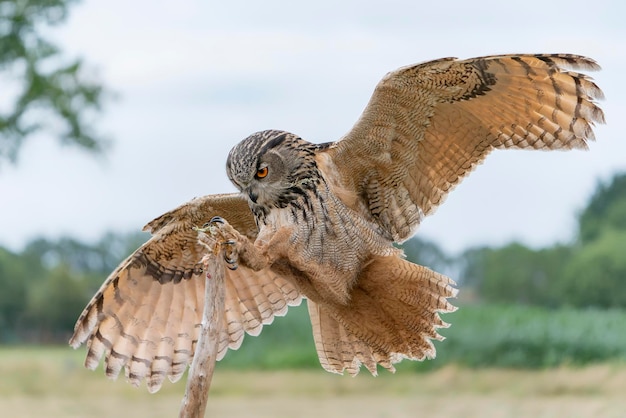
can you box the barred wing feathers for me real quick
[325,54,605,242]
[69,193,301,392]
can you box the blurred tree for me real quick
[578,173,626,243]
[555,172,626,307]
[22,232,148,276]
[400,236,451,274]
[0,247,29,340]
[560,230,626,308]
[0,0,107,165]
[23,263,89,339]
[0,231,148,342]
[21,231,148,295]
[458,172,626,308]
[459,243,570,306]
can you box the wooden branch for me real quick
[179,248,225,418]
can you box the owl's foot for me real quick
[221,240,239,270]
[195,216,241,270]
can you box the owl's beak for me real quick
[248,190,258,203]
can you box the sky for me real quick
[0,0,624,254]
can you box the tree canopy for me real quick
[578,173,626,243]
[0,0,107,165]
[461,172,626,308]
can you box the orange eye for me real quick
[256,166,269,178]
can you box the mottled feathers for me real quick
[69,194,301,392]
[327,54,604,241]
[70,53,604,391]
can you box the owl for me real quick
[70,54,604,392]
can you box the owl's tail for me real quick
[307,255,457,376]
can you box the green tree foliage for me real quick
[23,231,148,278]
[0,0,107,164]
[0,247,29,340]
[559,230,626,308]
[400,236,451,274]
[557,173,626,308]
[578,173,626,243]
[23,264,89,339]
[459,171,626,308]
[461,243,572,307]
[0,232,147,342]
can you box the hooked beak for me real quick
[247,189,258,203]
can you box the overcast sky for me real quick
[0,0,623,254]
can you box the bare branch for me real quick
[179,246,225,417]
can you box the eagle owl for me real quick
[70,54,604,392]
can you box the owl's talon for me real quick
[223,252,238,269]
[223,252,237,263]
[210,216,225,225]
[221,238,239,269]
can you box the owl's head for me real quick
[226,130,321,209]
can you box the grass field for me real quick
[2,347,626,417]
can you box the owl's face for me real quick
[226,130,317,210]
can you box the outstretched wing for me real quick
[69,193,302,393]
[320,54,605,242]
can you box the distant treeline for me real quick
[1,173,625,344]
[404,171,626,309]
[218,303,626,371]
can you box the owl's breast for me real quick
[260,188,395,268]
[254,189,399,305]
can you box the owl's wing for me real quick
[69,193,302,393]
[321,54,605,242]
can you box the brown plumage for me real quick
[70,53,604,392]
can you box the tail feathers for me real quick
[308,301,379,376]
[308,256,457,375]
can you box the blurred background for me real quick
[0,0,625,417]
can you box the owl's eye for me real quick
[256,166,269,179]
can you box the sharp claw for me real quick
[219,238,238,269]
[223,251,238,269]
[197,217,239,269]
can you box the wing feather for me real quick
[69,193,302,391]
[322,53,605,242]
